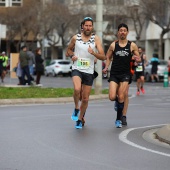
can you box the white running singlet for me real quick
[72,33,96,74]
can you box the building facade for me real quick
[0,0,170,61]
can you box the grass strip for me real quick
[0,87,109,99]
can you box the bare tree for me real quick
[126,3,146,45]
[102,0,129,45]
[141,0,170,59]
[0,0,42,53]
[35,1,83,59]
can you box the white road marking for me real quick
[119,124,170,157]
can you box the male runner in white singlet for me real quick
[66,17,106,129]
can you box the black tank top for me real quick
[110,41,132,75]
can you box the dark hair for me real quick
[80,21,83,29]
[118,23,128,31]
[138,46,142,49]
[21,45,26,50]
[81,17,93,26]
[153,53,158,58]
[35,48,41,55]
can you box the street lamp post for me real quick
[95,0,103,95]
[0,24,1,51]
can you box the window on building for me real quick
[12,0,22,6]
[0,0,22,7]
[84,0,95,4]
[104,0,124,5]
[0,0,5,7]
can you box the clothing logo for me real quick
[116,50,129,56]
[125,77,129,79]
[125,48,129,51]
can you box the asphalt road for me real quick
[0,81,170,170]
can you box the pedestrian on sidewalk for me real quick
[19,45,31,85]
[168,56,170,84]
[151,53,160,83]
[0,53,5,82]
[35,48,44,86]
[1,51,9,83]
[27,48,35,82]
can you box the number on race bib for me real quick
[77,58,90,69]
[136,65,143,72]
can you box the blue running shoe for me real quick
[71,109,80,121]
[115,120,122,128]
[114,101,118,111]
[75,120,82,129]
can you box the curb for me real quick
[0,94,108,105]
[155,125,170,145]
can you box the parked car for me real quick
[144,59,168,82]
[44,59,72,77]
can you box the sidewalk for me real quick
[155,125,170,145]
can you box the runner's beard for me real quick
[84,30,92,36]
[120,35,126,40]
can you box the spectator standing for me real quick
[151,53,160,83]
[27,49,35,82]
[19,45,31,85]
[16,60,22,85]
[35,48,44,85]
[168,56,170,84]
[0,53,5,82]
[1,51,8,83]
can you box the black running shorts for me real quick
[129,75,132,84]
[72,69,94,86]
[135,71,144,80]
[108,74,130,84]
[151,68,157,74]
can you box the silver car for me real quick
[44,59,72,77]
[144,59,168,82]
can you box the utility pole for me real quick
[0,24,1,52]
[95,0,103,94]
[41,0,46,61]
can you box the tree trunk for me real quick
[158,32,164,59]
[51,46,58,60]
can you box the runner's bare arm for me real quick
[88,35,106,61]
[66,35,76,56]
[143,54,148,67]
[131,42,141,62]
[103,42,115,72]
[66,35,77,61]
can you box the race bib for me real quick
[136,65,143,72]
[77,58,90,69]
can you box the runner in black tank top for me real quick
[103,23,140,128]
[110,40,132,76]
